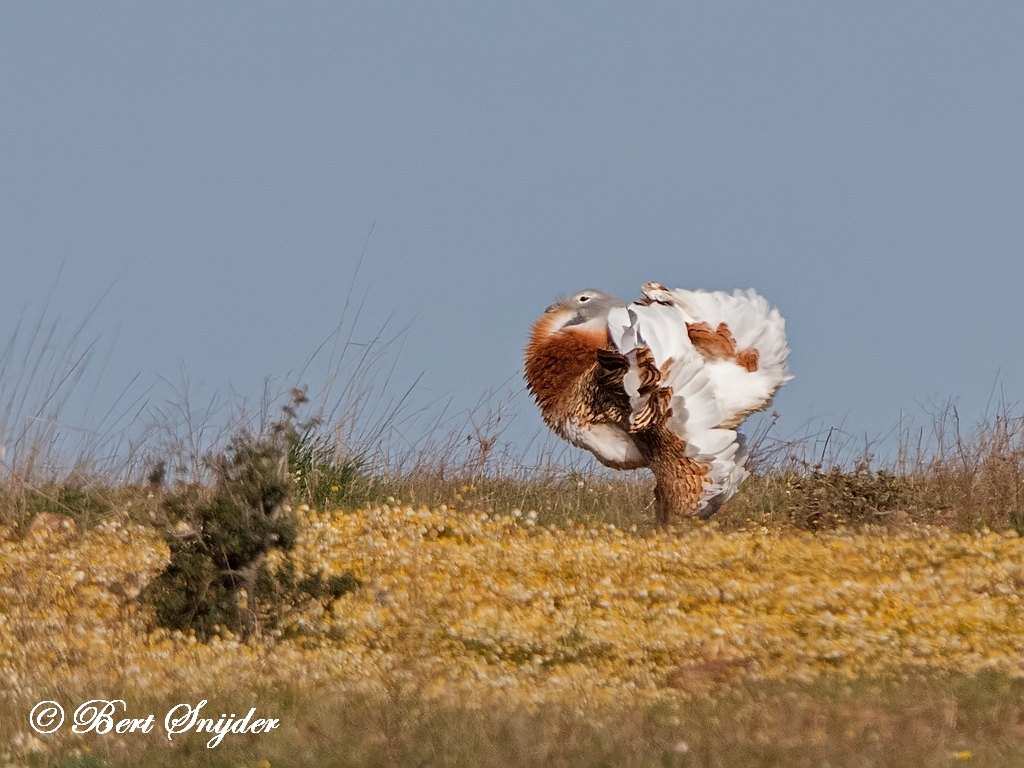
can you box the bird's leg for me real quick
[639,428,711,525]
[654,482,671,526]
[652,470,707,524]
[649,449,711,525]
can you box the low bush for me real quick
[141,391,361,641]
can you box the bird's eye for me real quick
[579,296,590,302]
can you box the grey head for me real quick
[545,288,627,331]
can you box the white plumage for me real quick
[607,283,791,514]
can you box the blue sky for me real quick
[3,4,1023,464]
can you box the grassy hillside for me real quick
[4,325,1024,765]
[3,500,1024,766]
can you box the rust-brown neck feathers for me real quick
[524,314,608,424]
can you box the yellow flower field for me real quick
[3,503,1024,717]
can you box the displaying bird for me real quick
[524,282,791,523]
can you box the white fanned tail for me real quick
[606,286,790,514]
[641,284,792,425]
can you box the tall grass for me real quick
[0,296,152,526]
[0,303,128,480]
[895,400,1024,530]
[2,286,1024,536]
[711,399,1024,533]
[0,269,435,525]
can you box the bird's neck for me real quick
[525,319,609,421]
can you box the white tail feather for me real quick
[640,286,792,423]
[607,285,792,511]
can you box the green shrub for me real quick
[141,430,299,639]
[781,461,908,530]
[141,391,361,640]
